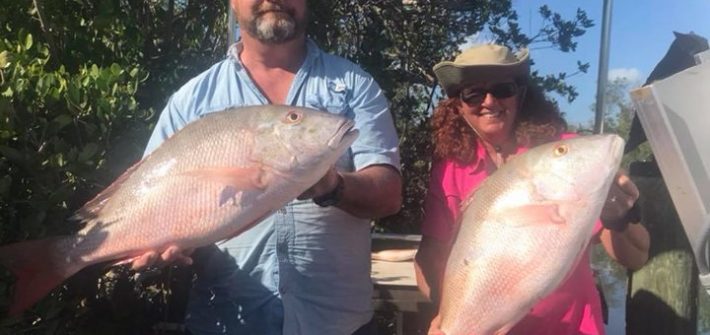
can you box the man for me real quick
[133,0,402,334]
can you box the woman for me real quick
[414,44,650,335]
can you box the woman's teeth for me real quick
[482,110,502,118]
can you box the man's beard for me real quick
[243,3,305,44]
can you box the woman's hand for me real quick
[601,171,639,231]
[599,170,650,270]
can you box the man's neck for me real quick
[239,34,307,72]
[237,33,308,104]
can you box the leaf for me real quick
[23,33,33,50]
[0,175,11,198]
[51,114,74,132]
[90,64,100,79]
[110,63,122,76]
[1,86,12,97]
[0,145,24,164]
[78,142,99,162]
[0,50,8,68]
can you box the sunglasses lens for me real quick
[460,82,518,105]
[460,89,485,105]
[490,83,518,99]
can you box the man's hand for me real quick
[297,166,340,200]
[130,245,194,271]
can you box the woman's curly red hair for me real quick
[431,80,568,164]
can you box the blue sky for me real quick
[509,0,710,126]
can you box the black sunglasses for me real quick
[459,82,519,105]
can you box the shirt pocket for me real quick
[304,82,354,170]
[305,80,350,116]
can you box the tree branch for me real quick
[32,0,60,62]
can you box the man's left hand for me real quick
[297,166,340,200]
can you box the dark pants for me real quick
[352,317,378,335]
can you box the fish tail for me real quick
[0,238,74,316]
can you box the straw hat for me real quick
[433,44,530,97]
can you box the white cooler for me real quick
[630,50,710,294]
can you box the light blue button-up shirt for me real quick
[144,40,400,335]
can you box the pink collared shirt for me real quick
[422,133,605,335]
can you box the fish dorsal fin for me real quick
[72,158,148,222]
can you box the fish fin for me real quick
[502,204,566,227]
[0,238,80,316]
[72,158,147,222]
[494,325,513,335]
[181,166,267,190]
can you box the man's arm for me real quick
[299,164,402,219]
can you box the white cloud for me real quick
[608,68,643,83]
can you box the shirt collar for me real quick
[469,137,529,174]
[226,38,321,69]
[469,138,489,174]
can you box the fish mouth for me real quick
[328,120,359,150]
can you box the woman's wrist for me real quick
[602,202,641,232]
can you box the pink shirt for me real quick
[422,133,605,335]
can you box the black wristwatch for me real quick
[602,202,642,232]
[313,173,344,207]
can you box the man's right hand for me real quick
[130,245,194,270]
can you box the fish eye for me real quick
[553,145,568,157]
[284,111,303,124]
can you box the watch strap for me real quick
[313,173,344,207]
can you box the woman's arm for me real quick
[600,223,650,271]
[599,171,650,270]
[414,235,451,303]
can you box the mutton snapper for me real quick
[0,105,359,315]
[439,134,625,335]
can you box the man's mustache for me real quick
[254,3,294,16]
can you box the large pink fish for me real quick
[439,134,624,335]
[0,105,358,315]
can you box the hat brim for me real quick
[433,54,530,98]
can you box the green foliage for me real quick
[578,78,653,169]
[0,0,227,332]
[0,29,152,334]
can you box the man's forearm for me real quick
[336,165,402,219]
